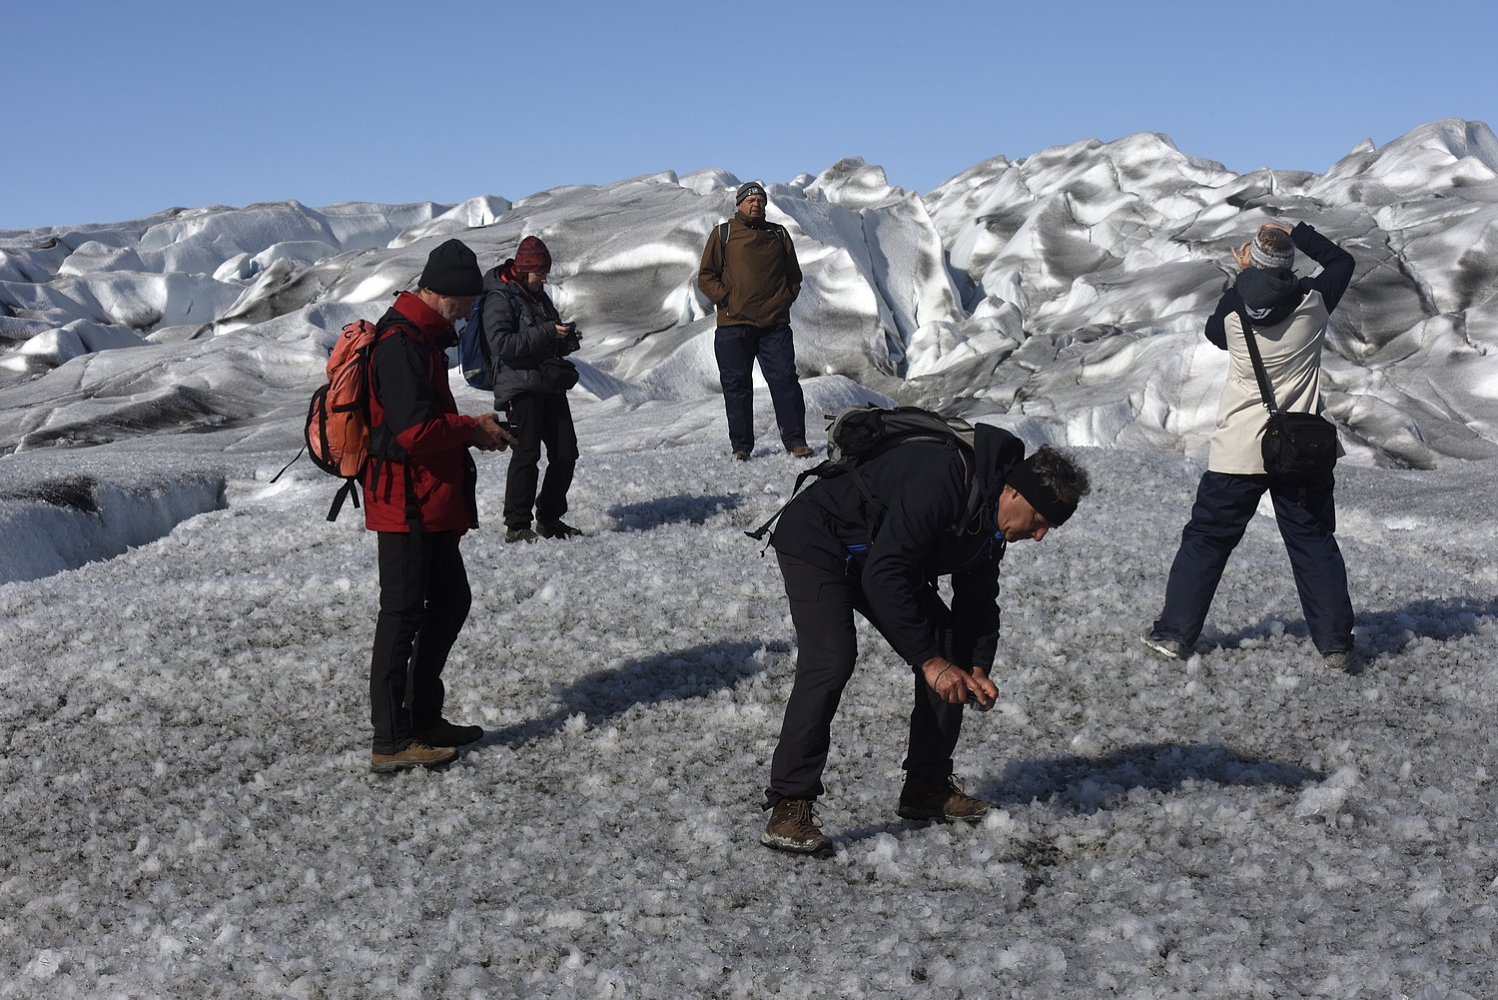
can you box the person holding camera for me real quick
[481,235,584,543]
[1143,222,1357,669]
[366,239,515,773]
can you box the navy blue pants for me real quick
[1153,471,1353,655]
[714,323,806,453]
[766,551,964,807]
[370,530,471,754]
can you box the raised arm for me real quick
[1291,222,1355,312]
[1204,287,1239,350]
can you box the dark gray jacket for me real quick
[481,263,580,406]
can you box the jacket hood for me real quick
[483,261,515,290]
[974,423,1025,504]
[1236,267,1305,323]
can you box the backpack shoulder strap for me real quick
[744,458,840,543]
[373,315,417,341]
[869,433,978,535]
[366,319,416,397]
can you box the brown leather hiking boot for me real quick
[761,798,833,857]
[369,741,458,774]
[897,776,993,822]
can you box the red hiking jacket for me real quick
[363,292,478,534]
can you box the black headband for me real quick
[1005,458,1077,526]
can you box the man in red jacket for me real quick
[365,239,513,773]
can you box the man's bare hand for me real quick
[470,412,516,452]
[968,666,999,712]
[920,657,994,708]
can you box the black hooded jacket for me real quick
[770,424,1026,670]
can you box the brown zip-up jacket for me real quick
[697,211,803,328]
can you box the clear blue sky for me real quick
[4,0,1492,231]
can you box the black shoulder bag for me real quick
[1238,306,1338,486]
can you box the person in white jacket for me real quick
[1143,222,1357,670]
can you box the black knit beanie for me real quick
[418,239,483,296]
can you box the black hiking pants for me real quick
[369,530,471,754]
[765,551,964,808]
[503,391,578,530]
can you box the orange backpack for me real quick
[305,319,386,521]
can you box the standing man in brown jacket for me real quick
[697,181,811,460]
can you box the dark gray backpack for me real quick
[746,405,980,541]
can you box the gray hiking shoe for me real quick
[1140,631,1190,661]
[1322,649,1361,672]
[897,776,993,823]
[369,741,458,774]
[761,798,833,857]
[505,527,539,544]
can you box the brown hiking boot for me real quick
[761,798,833,857]
[897,775,993,823]
[410,720,484,747]
[369,741,458,774]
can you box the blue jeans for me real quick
[714,323,806,453]
[1153,471,1353,655]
